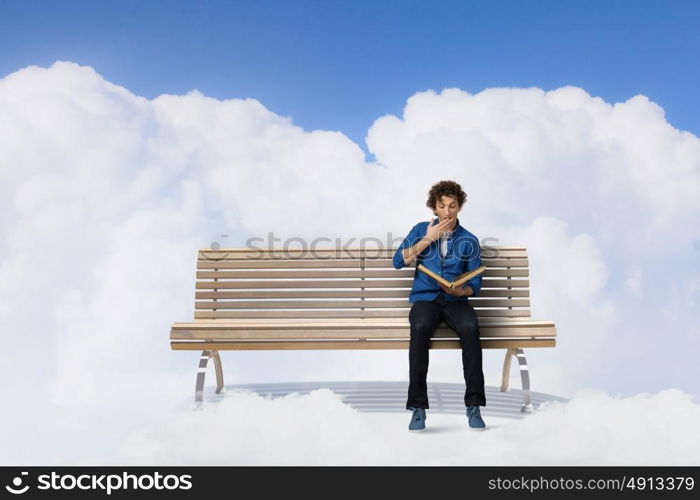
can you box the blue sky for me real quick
[2,0,699,152]
[2,0,700,465]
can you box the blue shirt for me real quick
[393,218,483,303]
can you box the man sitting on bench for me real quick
[393,180,486,431]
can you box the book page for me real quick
[450,265,487,289]
[417,264,451,287]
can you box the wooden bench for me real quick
[170,246,557,411]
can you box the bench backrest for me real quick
[193,247,530,321]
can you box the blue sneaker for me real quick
[466,406,486,430]
[408,407,426,431]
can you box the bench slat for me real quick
[194,289,530,299]
[172,319,555,329]
[194,298,531,309]
[203,247,528,252]
[171,338,555,350]
[196,268,529,279]
[197,248,528,260]
[175,317,537,325]
[199,259,366,269]
[196,258,530,269]
[371,258,529,268]
[195,278,530,289]
[193,309,531,319]
[171,326,555,340]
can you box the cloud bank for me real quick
[114,388,700,465]
[0,61,698,463]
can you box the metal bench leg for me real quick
[500,348,534,413]
[500,348,516,392]
[194,350,226,406]
[211,350,225,395]
[515,348,534,413]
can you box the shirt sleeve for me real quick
[393,223,422,269]
[463,236,483,296]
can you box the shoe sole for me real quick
[468,426,486,431]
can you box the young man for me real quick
[393,180,486,431]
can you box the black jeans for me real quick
[406,293,486,409]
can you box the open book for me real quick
[417,264,486,289]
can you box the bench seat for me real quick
[170,318,556,348]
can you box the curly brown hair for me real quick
[426,180,467,214]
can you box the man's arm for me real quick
[401,237,433,267]
[463,235,482,297]
[394,219,451,269]
[393,223,423,269]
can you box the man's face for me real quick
[434,195,461,228]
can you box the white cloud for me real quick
[0,61,698,463]
[112,388,700,465]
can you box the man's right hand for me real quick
[425,217,453,243]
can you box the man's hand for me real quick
[425,217,454,243]
[438,283,473,297]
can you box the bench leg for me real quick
[500,348,516,392]
[500,348,534,413]
[194,349,226,405]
